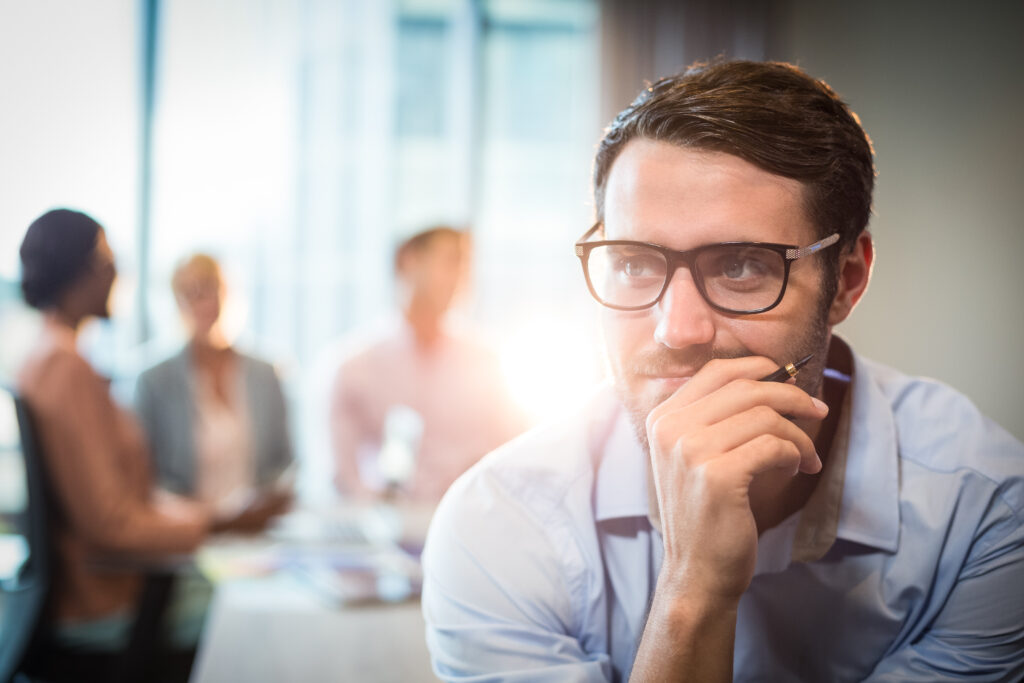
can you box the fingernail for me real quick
[811,397,828,413]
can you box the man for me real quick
[331,226,525,502]
[422,61,1024,681]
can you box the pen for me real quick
[759,353,814,383]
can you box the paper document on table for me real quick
[267,508,387,549]
[197,539,287,582]
[288,547,423,607]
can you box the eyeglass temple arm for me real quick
[574,223,602,256]
[785,233,839,260]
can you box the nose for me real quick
[653,269,715,349]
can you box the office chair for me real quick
[0,387,49,683]
[4,391,191,683]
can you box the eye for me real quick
[721,256,766,280]
[612,251,664,283]
[700,247,783,292]
[618,255,656,277]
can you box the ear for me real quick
[827,231,874,326]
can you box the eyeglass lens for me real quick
[585,243,787,312]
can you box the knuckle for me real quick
[646,412,668,442]
[753,432,796,458]
[751,432,778,453]
[648,417,681,452]
[751,404,778,423]
[733,377,761,395]
[646,408,673,440]
[677,431,706,460]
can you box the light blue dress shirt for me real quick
[422,350,1024,681]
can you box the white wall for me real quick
[775,1,1024,439]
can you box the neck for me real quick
[190,326,231,351]
[189,337,233,364]
[403,306,444,348]
[46,308,84,337]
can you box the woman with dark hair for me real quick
[15,209,268,652]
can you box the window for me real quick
[0,0,604,498]
[0,1,139,385]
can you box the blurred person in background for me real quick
[331,225,526,503]
[135,253,293,523]
[15,209,262,653]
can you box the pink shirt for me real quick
[331,319,526,502]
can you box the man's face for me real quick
[402,234,467,317]
[599,139,832,447]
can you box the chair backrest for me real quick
[0,388,50,683]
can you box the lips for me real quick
[636,366,699,381]
[634,358,695,377]
[642,374,693,392]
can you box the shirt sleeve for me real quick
[864,497,1024,682]
[422,472,613,682]
[32,351,209,555]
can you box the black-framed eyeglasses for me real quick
[574,223,840,314]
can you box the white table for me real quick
[190,504,437,682]
[190,575,433,682]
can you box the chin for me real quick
[612,376,667,454]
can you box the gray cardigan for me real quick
[133,349,294,496]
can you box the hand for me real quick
[212,488,293,534]
[645,356,828,604]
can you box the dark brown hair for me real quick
[19,208,102,310]
[593,60,875,283]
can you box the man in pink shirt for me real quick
[330,226,526,502]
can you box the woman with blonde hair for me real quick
[134,253,292,519]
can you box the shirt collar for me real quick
[789,337,900,560]
[593,401,650,523]
[832,347,900,553]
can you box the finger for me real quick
[679,356,781,399]
[646,378,826,459]
[717,432,811,481]
[649,403,821,474]
[648,356,781,423]
[702,406,821,473]
[687,378,828,428]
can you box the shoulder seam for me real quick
[496,463,595,637]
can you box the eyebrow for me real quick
[597,222,781,249]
